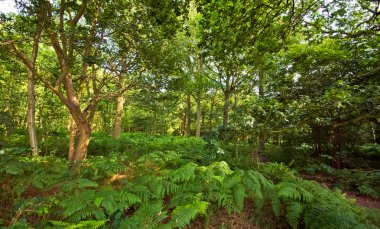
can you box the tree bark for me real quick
[74,125,91,161]
[38,105,43,129]
[113,76,125,139]
[181,110,186,136]
[195,94,201,137]
[258,132,266,153]
[209,96,215,132]
[68,119,76,161]
[186,94,191,136]
[222,88,231,128]
[153,110,157,134]
[113,95,125,139]
[27,66,38,157]
[27,29,41,157]
[331,126,342,169]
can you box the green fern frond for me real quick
[127,185,152,202]
[49,220,107,229]
[286,202,303,229]
[223,170,244,189]
[233,184,246,213]
[60,190,96,220]
[357,185,379,199]
[4,162,25,175]
[118,191,142,206]
[278,182,301,201]
[208,161,233,176]
[169,200,209,228]
[170,162,197,183]
[216,193,235,214]
[168,192,199,209]
[270,193,281,217]
[76,178,99,188]
[120,203,166,229]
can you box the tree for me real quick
[196,0,318,131]
[2,0,188,160]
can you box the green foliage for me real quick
[49,220,107,229]
[357,185,379,199]
[169,196,208,228]
[286,202,303,229]
[1,147,379,228]
[357,144,380,159]
[89,132,206,159]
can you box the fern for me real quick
[278,184,302,201]
[119,203,166,229]
[126,184,152,202]
[357,185,379,199]
[118,191,142,206]
[49,220,107,229]
[4,162,25,175]
[277,181,314,203]
[60,190,96,222]
[233,184,246,213]
[286,202,303,229]
[244,170,275,211]
[169,199,209,228]
[76,178,99,189]
[170,162,197,183]
[223,170,244,189]
[208,161,233,176]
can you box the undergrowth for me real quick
[1,149,379,229]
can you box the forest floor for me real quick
[301,173,380,209]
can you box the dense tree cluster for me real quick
[1,1,380,228]
[0,0,379,165]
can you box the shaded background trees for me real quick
[0,0,379,167]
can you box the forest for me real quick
[0,0,379,228]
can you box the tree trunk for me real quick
[27,29,41,157]
[68,119,76,161]
[195,94,201,137]
[186,94,191,136]
[209,96,215,132]
[181,110,186,136]
[222,88,231,128]
[258,132,266,153]
[373,121,380,144]
[27,71,38,157]
[74,125,91,161]
[38,105,43,129]
[153,110,157,134]
[113,94,125,139]
[332,126,342,169]
[258,62,265,153]
[201,109,205,132]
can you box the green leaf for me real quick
[77,178,99,188]
[94,197,103,207]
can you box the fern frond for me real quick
[208,161,233,176]
[286,202,303,229]
[76,178,99,188]
[120,203,166,229]
[233,184,246,213]
[4,161,25,175]
[61,190,96,220]
[278,182,301,201]
[223,170,244,189]
[49,220,107,229]
[127,185,152,202]
[170,162,197,183]
[169,200,209,228]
